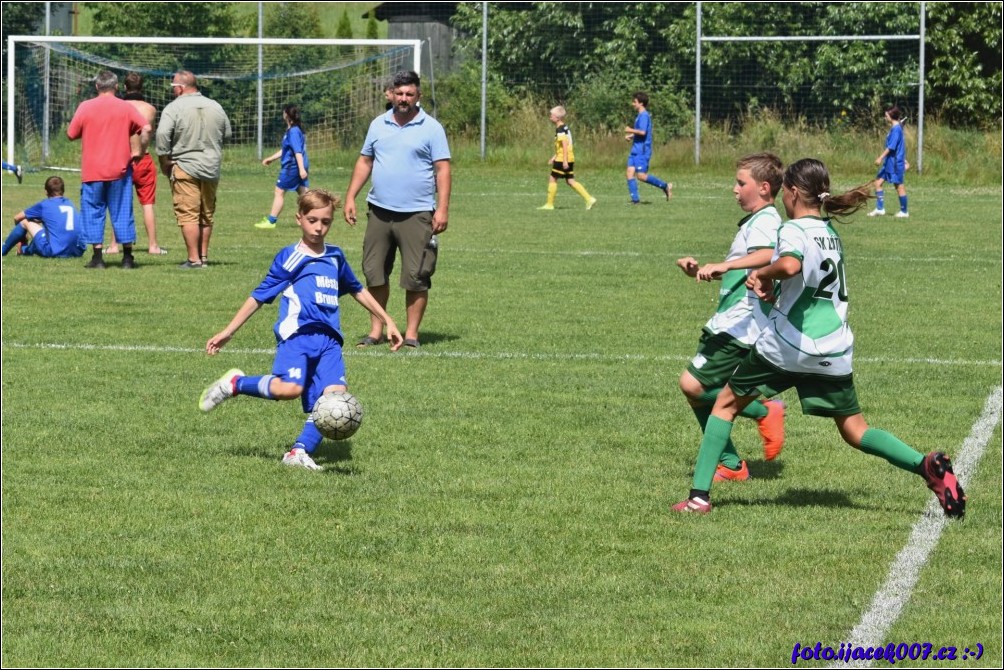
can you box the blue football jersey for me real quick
[281,126,309,173]
[631,110,653,155]
[23,196,82,257]
[251,242,363,343]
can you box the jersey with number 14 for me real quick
[754,216,854,377]
[704,204,782,345]
[251,242,363,345]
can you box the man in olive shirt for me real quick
[156,70,232,269]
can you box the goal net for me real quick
[5,36,422,171]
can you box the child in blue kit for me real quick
[255,104,310,230]
[2,176,85,258]
[624,91,672,205]
[201,189,403,470]
[867,105,909,218]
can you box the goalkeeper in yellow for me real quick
[538,106,597,211]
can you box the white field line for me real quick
[828,386,1003,668]
[2,341,1001,368]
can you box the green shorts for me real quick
[362,205,437,292]
[729,349,861,417]
[686,330,749,389]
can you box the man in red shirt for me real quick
[67,70,152,269]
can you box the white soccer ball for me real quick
[311,391,364,440]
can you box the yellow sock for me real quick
[571,182,592,201]
[546,182,558,206]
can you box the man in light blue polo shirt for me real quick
[344,70,452,349]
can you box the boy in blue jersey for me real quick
[624,91,672,205]
[200,189,404,471]
[867,106,909,218]
[3,176,85,258]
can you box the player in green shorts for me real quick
[676,153,786,482]
[672,158,966,518]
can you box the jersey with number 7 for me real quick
[754,216,854,377]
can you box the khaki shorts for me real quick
[171,165,218,227]
[362,204,437,292]
[729,348,861,417]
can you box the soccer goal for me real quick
[5,36,422,171]
[694,2,926,171]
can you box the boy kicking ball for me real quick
[199,189,402,470]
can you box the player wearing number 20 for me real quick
[2,176,85,258]
[673,158,967,519]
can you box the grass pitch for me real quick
[2,157,1001,666]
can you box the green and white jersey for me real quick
[704,205,782,345]
[755,216,854,377]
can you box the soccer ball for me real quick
[311,391,364,440]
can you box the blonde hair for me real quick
[297,188,341,215]
[550,106,566,120]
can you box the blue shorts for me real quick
[272,331,347,413]
[276,170,309,192]
[80,173,136,245]
[627,152,651,173]
[876,162,904,185]
[22,230,85,258]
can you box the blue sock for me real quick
[267,215,278,224]
[644,174,668,190]
[875,189,885,210]
[627,178,640,202]
[294,418,323,453]
[235,374,276,399]
[2,223,27,256]
[899,195,908,213]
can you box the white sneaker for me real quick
[199,368,243,411]
[867,208,886,217]
[894,211,910,218]
[585,197,597,210]
[282,447,322,471]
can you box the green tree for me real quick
[926,2,1002,129]
[2,1,48,61]
[335,10,353,39]
[451,1,1000,131]
[87,2,242,38]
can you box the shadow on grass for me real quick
[315,439,363,476]
[407,330,460,347]
[231,438,359,475]
[747,459,785,480]
[718,487,862,510]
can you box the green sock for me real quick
[692,416,734,492]
[690,403,741,469]
[720,439,742,470]
[739,399,768,420]
[859,428,925,473]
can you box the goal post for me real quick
[694,1,926,172]
[6,35,423,171]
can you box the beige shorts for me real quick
[362,204,437,292]
[171,165,218,227]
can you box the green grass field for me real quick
[2,156,1001,667]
